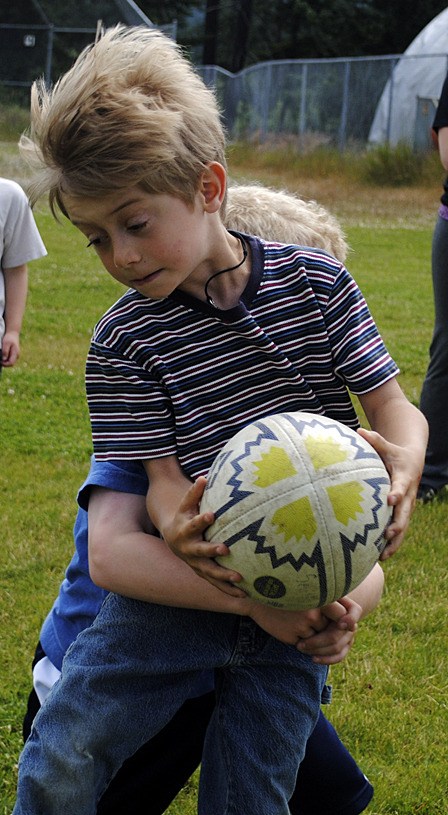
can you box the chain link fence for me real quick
[198,53,448,150]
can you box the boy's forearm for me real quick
[92,528,251,613]
[373,400,427,457]
[347,563,384,620]
[87,488,366,646]
[143,455,192,537]
[88,486,250,615]
[361,380,428,457]
[3,264,28,333]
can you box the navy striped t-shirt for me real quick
[86,234,398,480]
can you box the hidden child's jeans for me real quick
[14,595,326,815]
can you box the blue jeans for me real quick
[419,212,448,491]
[14,596,327,815]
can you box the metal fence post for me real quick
[260,62,272,140]
[338,59,350,151]
[385,58,398,145]
[299,62,308,137]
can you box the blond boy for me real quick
[15,26,426,815]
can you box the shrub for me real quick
[358,142,424,186]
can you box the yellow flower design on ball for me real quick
[304,433,349,469]
[253,446,297,486]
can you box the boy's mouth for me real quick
[131,268,163,286]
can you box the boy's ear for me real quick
[200,162,226,213]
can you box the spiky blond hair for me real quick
[225,184,348,262]
[20,25,226,215]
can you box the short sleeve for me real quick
[77,456,148,510]
[1,179,47,268]
[324,265,399,394]
[86,340,177,461]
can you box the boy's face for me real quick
[63,186,223,300]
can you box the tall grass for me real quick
[0,142,447,814]
[228,139,443,188]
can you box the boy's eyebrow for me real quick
[111,198,143,214]
[70,197,144,226]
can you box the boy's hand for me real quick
[296,595,362,664]
[357,427,421,560]
[1,330,20,366]
[163,476,247,598]
[248,598,357,654]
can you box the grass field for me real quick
[1,141,447,814]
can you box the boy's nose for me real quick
[113,241,141,270]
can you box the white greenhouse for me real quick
[369,6,448,147]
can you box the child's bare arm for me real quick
[143,455,192,533]
[88,484,360,654]
[2,263,28,366]
[359,377,428,559]
[436,125,448,170]
[93,471,384,663]
[344,562,384,619]
[88,485,248,608]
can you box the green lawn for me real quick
[1,171,447,814]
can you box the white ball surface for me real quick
[201,411,391,610]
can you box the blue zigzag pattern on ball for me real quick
[209,413,383,522]
[210,420,281,519]
[338,476,390,596]
[281,412,380,461]
[224,517,329,607]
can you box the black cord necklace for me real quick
[204,235,248,308]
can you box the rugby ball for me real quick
[201,412,391,610]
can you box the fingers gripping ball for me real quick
[201,412,391,610]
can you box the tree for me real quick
[230,0,253,73]
[4,0,448,70]
[368,0,448,54]
[241,0,448,63]
[177,0,448,68]
[203,0,219,65]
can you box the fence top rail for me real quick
[201,51,448,78]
